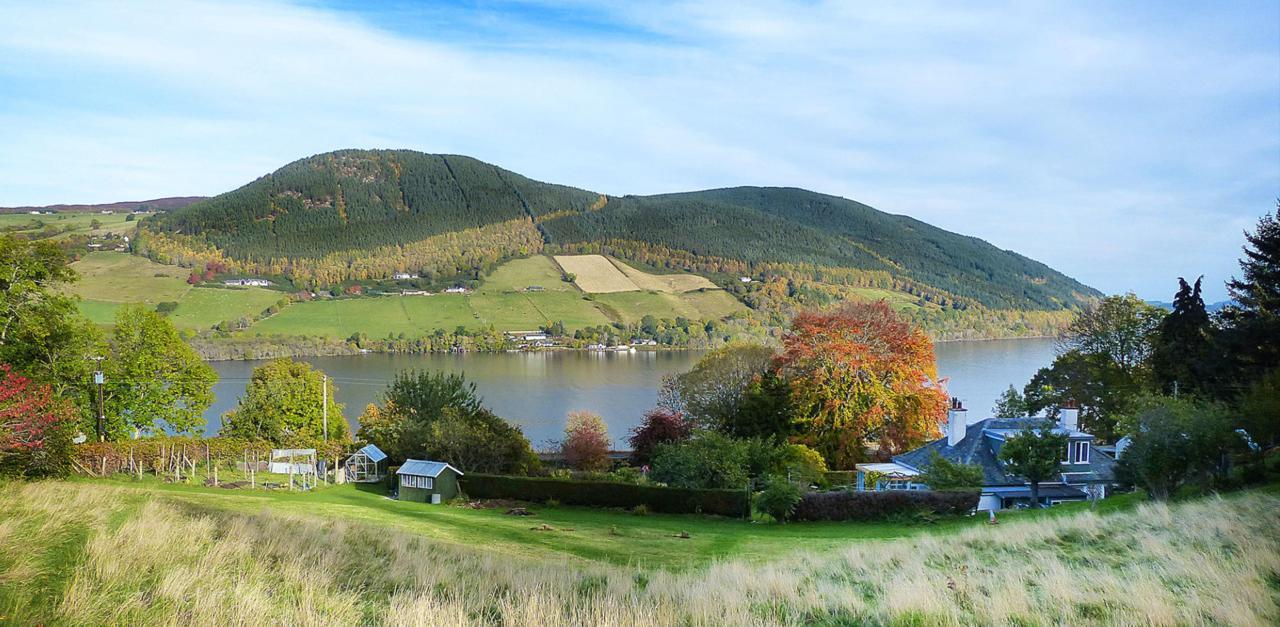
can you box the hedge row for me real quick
[460,473,750,518]
[792,489,979,522]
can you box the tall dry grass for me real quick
[1,481,1277,626]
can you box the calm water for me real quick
[204,338,1056,447]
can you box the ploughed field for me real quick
[1,479,1276,625]
[65,252,747,336]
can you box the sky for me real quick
[1,1,1276,302]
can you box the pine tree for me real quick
[1219,207,1280,388]
[1150,277,1213,396]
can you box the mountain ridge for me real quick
[141,149,1100,314]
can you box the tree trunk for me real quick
[1029,482,1041,509]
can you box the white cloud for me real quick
[0,0,1274,301]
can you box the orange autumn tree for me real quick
[776,301,947,468]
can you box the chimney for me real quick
[947,397,967,446]
[1059,400,1079,432]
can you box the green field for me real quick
[61,253,749,338]
[253,295,479,337]
[0,212,137,240]
[1,478,1274,625]
[593,289,746,324]
[65,252,190,303]
[167,287,285,331]
[477,255,574,293]
[470,292,611,330]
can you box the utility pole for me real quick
[90,356,105,441]
[322,373,328,441]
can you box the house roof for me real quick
[982,485,1088,499]
[893,416,1117,487]
[353,444,387,463]
[396,459,464,478]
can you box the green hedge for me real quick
[460,473,750,517]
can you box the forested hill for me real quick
[144,149,1099,311]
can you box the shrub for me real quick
[918,451,984,490]
[460,473,750,517]
[791,490,978,522]
[650,431,749,489]
[755,476,803,522]
[562,411,610,471]
[0,365,76,478]
[627,407,691,465]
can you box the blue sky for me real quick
[1,1,1276,302]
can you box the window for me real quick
[400,475,434,489]
[1063,441,1089,464]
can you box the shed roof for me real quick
[354,444,387,463]
[397,459,464,478]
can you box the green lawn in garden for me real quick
[67,477,996,569]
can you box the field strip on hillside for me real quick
[553,255,640,293]
[610,258,718,293]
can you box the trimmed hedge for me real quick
[792,489,979,522]
[460,473,750,518]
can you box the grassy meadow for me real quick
[1,479,1276,625]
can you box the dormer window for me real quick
[1063,440,1089,464]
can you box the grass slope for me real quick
[1,479,1276,625]
[253,295,479,338]
[64,252,189,303]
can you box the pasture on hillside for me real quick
[613,258,716,292]
[476,255,575,293]
[1,479,1275,625]
[0,212,137,241]
[252,295,479,338]
[554,254,640,293]
[469,292,611,330]
[64,252,190,303]
[166,287,285,331]
[592,290,746,324]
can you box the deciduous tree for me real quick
[221,358,345,443]
[103,305,216,437]
[562,410,610,471]
[776,301,947,468]
[627,407,691,466]
[997,422,1068,508]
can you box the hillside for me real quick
[139,149,1100,330]
[0,196,205,214]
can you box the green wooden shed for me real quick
[396,459,464,504]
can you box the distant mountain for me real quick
[145,149,1100,313]
[0,196,206,214]
[1147,299,1232,313]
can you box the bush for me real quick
[460,473,750,517]
[650,431,749,489]
[627,407,691,465]
[755,476,803,522]
[562,410,610,471]
[918,451,984,490]
[791,490,978,522]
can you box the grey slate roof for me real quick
[893,417,1118,487]
[396,459,464,478]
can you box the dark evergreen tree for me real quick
[1218,207,1280,391]
[1150,277,1214,396]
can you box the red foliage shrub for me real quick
[0,364,76,478]
[627,407,692,465]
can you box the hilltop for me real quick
[0,196,205,214]
[140,149,1097,318]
